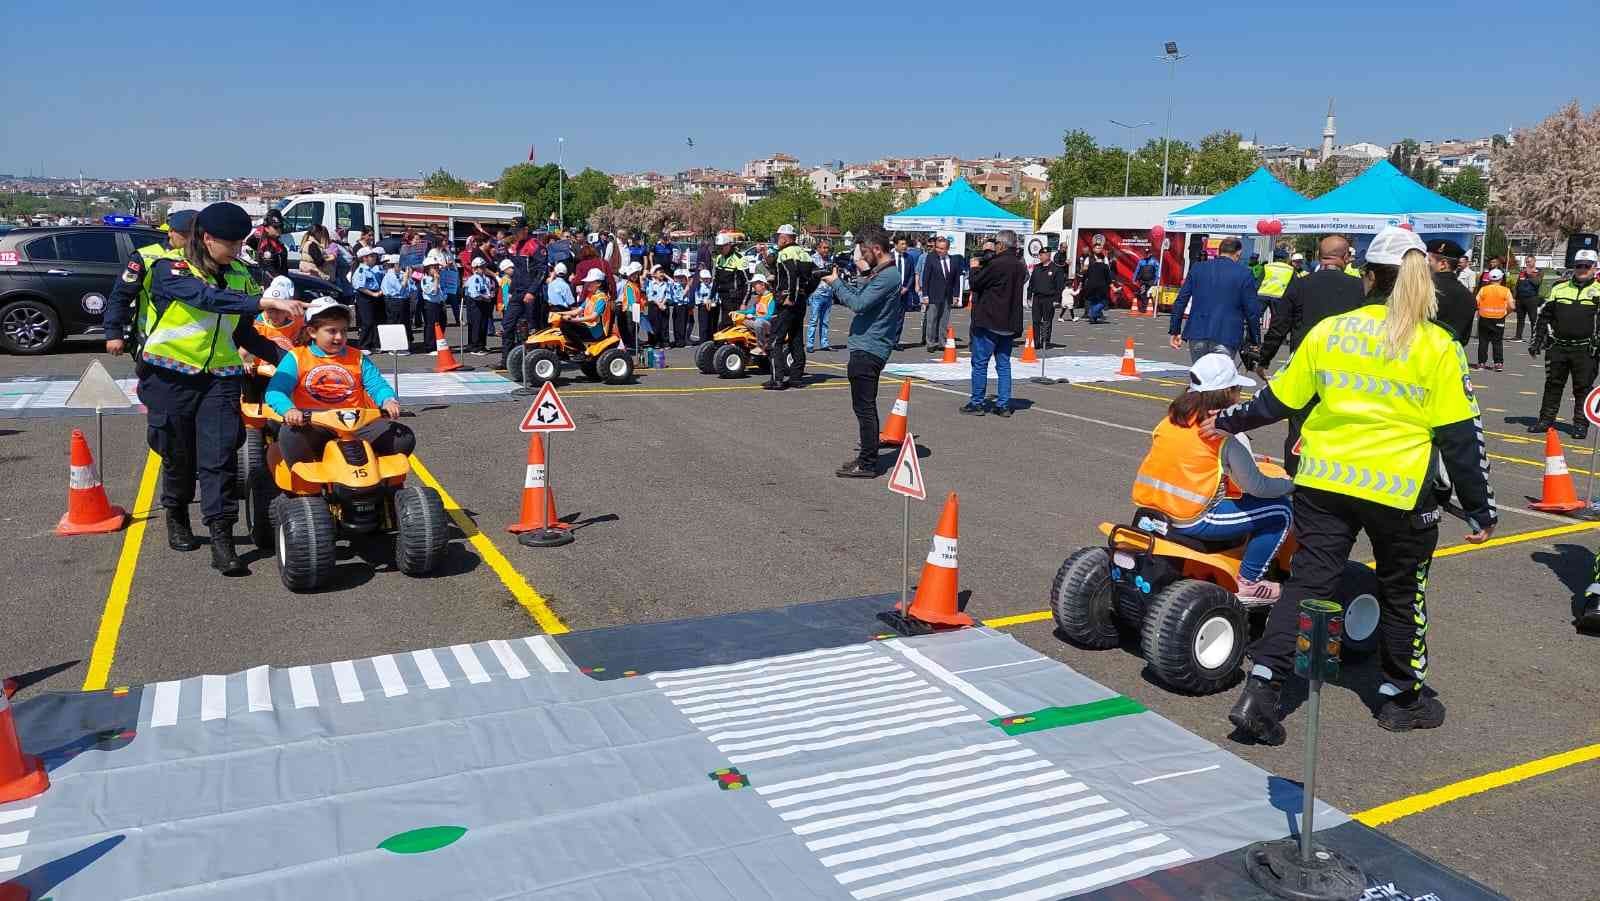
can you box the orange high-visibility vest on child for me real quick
[1476,282,1511,319]
[1131,419,1239,525]
[288,344,374,410]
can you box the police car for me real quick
[0,219,342,355]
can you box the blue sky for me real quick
[3,1,1594,180]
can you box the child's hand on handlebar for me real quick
[285,409,307,427]
[382,399,401,419]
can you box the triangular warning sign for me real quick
[519,381,576,433]
[887,433,926,501]
[63,359,134,410]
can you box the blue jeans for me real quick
[969,327,1015,409]
[1188,339,1235,363]
[1172,496,1293,582]
[1087,299,1108,322]
[807,296,831,349]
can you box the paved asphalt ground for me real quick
[3,307,1597,898]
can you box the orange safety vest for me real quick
[1130,417,1238,525]
[584,289,614,334]
[254,314,304,350]
[751,292,775,317]
[289,345,373,410]
[1476,283,1511,320]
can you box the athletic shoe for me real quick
[1494,363,1504,372]
[761,381,787,391]
[835,459,878,478]
[1375,692,1446,732]
[1527,419,1553,434]
[991,405,1013,418]
[1469,363,1481,370]
[1236,578,1282,601]
[1228,677,1285,746]
[959,402,986,416]
[1579,592,1600,631]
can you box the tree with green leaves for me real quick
[834,187,898,235]
[564,168,616,226]
[1046,130,1124,212]
[614,187,657,207]
[737,173,823,238]
[1186,131,1259,193]
[1439,167,1488,210]
[420,168,471,197]
[495,163,562,221]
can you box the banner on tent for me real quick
[1280,213,1486,235]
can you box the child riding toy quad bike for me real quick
[506,312,634,388]
[693,316,795,378]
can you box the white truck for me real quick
[273,192,525,255]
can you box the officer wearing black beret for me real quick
[1425,239,1475,346]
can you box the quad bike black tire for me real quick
[236,426,266,498]
[1141,579,1247,695]
[1050,547,1121,649]
[713,343,747,378]
[394,485,449,576]
[596,347,634,385]
[504,344,527,386]
[579,359,599,380]
[275,496,337,591]
[523,348,560,386]
[245,467,278,550]
[695,340,718,374]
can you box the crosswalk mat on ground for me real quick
[883,353,1181,384]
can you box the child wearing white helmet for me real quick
[692,267,717,343]
[669,268,693,347]
[353,245,386,353]
[463,257,497,355]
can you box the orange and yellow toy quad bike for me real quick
[694,313,797,379]
[241,407,449,592]
[237,359,278,502]
[507,312,634,388]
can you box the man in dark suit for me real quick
[1167,236,1261,361]
[917,236,959,352]
[892,238,916,311]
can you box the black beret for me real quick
[1424,239,1465,259]
[196,202,253,241]
[165,209,196,233]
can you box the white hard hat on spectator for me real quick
[750,272,769,285]
[471,256,487,268]
[1364,225,1426,265]
[264,276,296,301]
[498,259,515,272]
[777,224,797,236]
[357,245,381,258]
[1487,268,1504,282]
[1575,249,1599,265]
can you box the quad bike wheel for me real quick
[695,340,718,374]
[522,348,560,386]
[236,427,266,498]
[245,467,277,550]
[275,496,338,591]
[1050,547,1121,649]
[1141,579,1247,695]
[394,485,449,576]
[713,343,747,378]
[579,359,599,380]
[597,347,634,384]
[504,344,527,385]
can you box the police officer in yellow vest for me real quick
[1209,225,1496,744]
[138,202,307,573]
[104,209,195,356]
[1527,249,1600,438]
[1257,249,1295,307]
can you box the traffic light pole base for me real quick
[518,528,575,549]
[1243,837,1366,901]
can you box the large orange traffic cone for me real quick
[879,379,912,447]
[1118,338,1139,377]
[905,493,973,627]
[56,430,127,536]
[942,326,958,364]
[1529,428,1586,512]
[1021,326,1039,363]
[432,324,465,372]
[0,689,47,804]
[508,433,569,533]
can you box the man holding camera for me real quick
[826,228,904,478]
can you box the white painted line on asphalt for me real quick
[883,639,1014,716]
[771,748,1039,808]
[688,676,932,726]
[780,758,1056,822]
[522,635,568,673]
[717,705,970,754]
[1131,764,1221,785]
[487,639,530,680]
[288,665,319,708]
[906,377,1152,436]
[330,660,364,704]
[370,654,409,698]
[706,695,957,744]
[836,808,1131,885]
[450,644,491,684]
[410,649,451,690]
[149,680,180,728]
[759,739,1021,796]
[245,665,273,713]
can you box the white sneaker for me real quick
[428,351,438,357]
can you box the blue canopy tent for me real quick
[1163,167,1309,233]
[882,178,1030,232]
[1279,160,1486,235]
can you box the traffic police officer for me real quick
[712,233,750,332]
[1425,239,1475,346]
[139,202,306,573]
[104,209,195,357]
[1256,249,1295,310]
[1528,249,1600,438]
[768,224,817,390]
[1212,226,1496,744]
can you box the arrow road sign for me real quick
[888,433,926,501]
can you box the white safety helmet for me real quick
[624,261,644,276]
[698,268,711,279]
[471,256,488,268]
[357,245,382,258]
[552,262,568,276]
[1487,268,1504,282]
[714,233,733,247]
[750,272,769,285]
[1364,225,1427,266]
[673,268,690,277]
[1574,249,1598,266]
[1188,353,1256,393]
[499,259,515,272]
[582,269,607,284]
[263,275,297,301]
[776,224,797,236]
[304,296,350,322]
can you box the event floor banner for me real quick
[885,353,1182,384]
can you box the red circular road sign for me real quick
[1585,385,1600,427]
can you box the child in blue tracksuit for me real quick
[668,268,692,347]
[463,260,496,354]
[421,264,448,353]
[380,257,417,354]
[807,277,835,352]
[692,268,717,342]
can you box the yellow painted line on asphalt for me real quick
[82,450,162,692]
[1487,428,1592,455]
[408,454,569,634]
[1353,742,1600,827]
[1067,381,1172,403]
[981,610,1055,628]
[1488,451,1593,478]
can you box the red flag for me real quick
[528,144,536,162]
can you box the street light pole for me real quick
[557,137,565,230]
[1109,119,1152,197]
[1158,42,1187,197]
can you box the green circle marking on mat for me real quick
[379,826,468,855]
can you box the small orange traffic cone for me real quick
[1529,428,1586,512]
[57,430,127,536]
[508,433,569,533]
[942,326,958,364]
[1021,326,1039,363]
[1118,338,1139,377]
[879,379,911,447]
[905,492,973,627]
[432,324,465,373]
[0,689,48,804]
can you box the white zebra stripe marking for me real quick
[883,639,1014,716]
[245,665,273,713]
[661,655,891,699]
[330,660,364,704]
[370,655,409,698]
[410,649,451,690]
[0,831,27,850]
[707,695,967,744]
[781,759,1056,822]
[729,713,981,765]
[794,771,1076,836]
[817,794,1111,866]
[983,848,1194,901]
[450,644,491,684]
[199,674,227,722]
[718,705,969,754]
[675,668,918,717]
[149,680,181,727]
[683,671,924,721]
[804,783,1091,852]
[0,855,19,874]
[676,663,909,706]
[836,808,1130,884]
[1131,764,1221,785]
[288,666,319,708]
[759,740,1020,796]
[651,648,877,690]
[0,808,36,827]
[648,644,864,683]
[522,635,568,673]
[771,749,1039,809]
[487,639,530,680]
[851,822,1153,899]
[690,681,939,729]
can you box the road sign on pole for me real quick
[887,433,925,501]
[1584,386,1600,427]
[519,382,576,433]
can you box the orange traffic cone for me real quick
[508,433,569,533]
[905,492,973,627]
[0,689,48,804]
[1118,337,1139,377]
[57,430,127,536]
[1021,326,1039,363]
[942,326,958,364]
[879,379,912,447]
[1529,428,1586,512]
[432,324,465,373]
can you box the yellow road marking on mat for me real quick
[408,454,569,634]
[1353,742,1600,827]
[560,382,852,396]
[83,450,162,692]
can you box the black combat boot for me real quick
[208,522,246,575]
[1228,676,1286,745]
[167,508,200,552]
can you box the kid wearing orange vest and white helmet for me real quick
[1131,353,1295,600]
